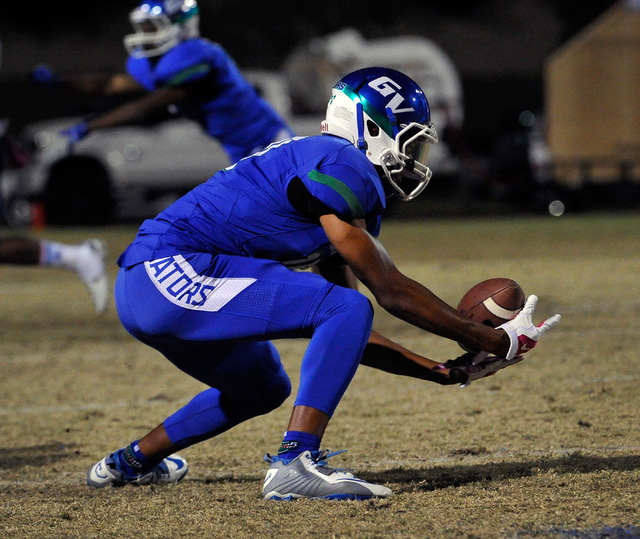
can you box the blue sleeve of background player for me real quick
[154,39,222,88]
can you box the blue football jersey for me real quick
[126,38,289,162]
[119,135,387,269]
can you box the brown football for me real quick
[457,277,525,328]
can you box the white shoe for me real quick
[87,451,188,488]
[76,239,109,314]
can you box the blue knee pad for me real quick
[165,369,291,449]
[225,366,291,418]
[163,341,291,449]
[222,342,291,421]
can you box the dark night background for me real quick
[0,1,619,67]
[0,0,620,151]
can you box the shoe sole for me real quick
[264,491,380,501]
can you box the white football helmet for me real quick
[124,0,200,59]
[321,67,438,201]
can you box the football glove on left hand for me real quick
[438,351,525,388]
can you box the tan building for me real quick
[545,0,640,186]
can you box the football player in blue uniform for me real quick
[86,67,560,500]
[32,0,294,164]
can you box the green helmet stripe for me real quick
[340,84,394,138]
[307,169,364,219]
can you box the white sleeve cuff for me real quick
[497,323,518,360]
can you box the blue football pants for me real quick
[114,253,374,450]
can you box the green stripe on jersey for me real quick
[308,169,364,219]
[168,63,210,86]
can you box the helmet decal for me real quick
[338,82,394,138]
[368,76,416,114]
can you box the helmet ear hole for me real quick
[366,120,380,137]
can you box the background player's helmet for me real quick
[321,67,438,201]
[124,0,200,58]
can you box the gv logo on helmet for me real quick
[368,77,415,114]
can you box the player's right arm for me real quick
[319,213,510,357]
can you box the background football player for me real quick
[31,0,294,164]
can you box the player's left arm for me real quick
[313,253,470,385]
[312,256,359,289]
[363,330,527,387]
[363,330,460,384]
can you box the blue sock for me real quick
[277,430,321,462]
[115,440,152,476]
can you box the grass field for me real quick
[1,212,639,538]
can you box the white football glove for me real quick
[498,295,561,360]
[439,351,525,387]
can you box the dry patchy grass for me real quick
[1,214,639,538]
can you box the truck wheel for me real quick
[44,157,114,225]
